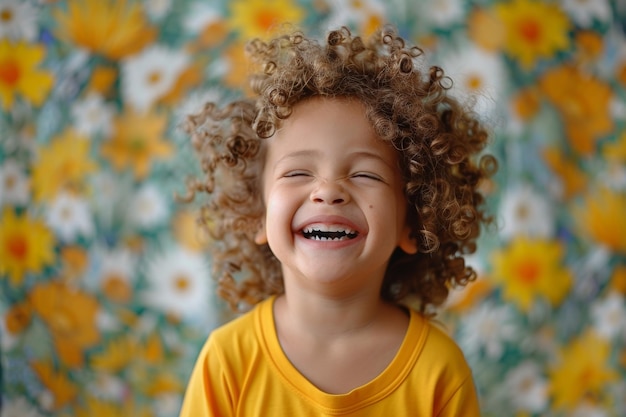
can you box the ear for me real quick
[398,224,418,254]
[254,221,268,245]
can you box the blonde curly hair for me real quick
[182,25,497,313]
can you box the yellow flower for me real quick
[491,237,572,311]
[87,65,118,95]
[361,13,385,39]
[5,301,32,334]
[495,0,570,68]
[60,245,89,280]
[31,360,79,410]
[172,209,210,252]
[576,188,626,253]
[29,280,101,368]
[549,330,619,410]
[542,147,587,199]
[53,0,157,60]
[511,86,541,120]
[445,277,493,313]
[101,110,173,179]
[222,40,253,93]
[603,131,626,162]
[0,40,53,109]
[159,61,204,106]
[143,372,184,396]
[468,7,506,52]
[574,30,604,63]
[31,128,97,202]
[539,65,613,155]
[72,396,153,417]
[611,266,626,295]
[139,331,164,364]
[229,0,304,40]
[0,209,55,286]
[90,336,137,372]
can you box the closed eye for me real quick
[351,172,384,181]
[283,170,311,178]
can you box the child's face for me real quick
[256,97,417,292]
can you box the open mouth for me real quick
[302,225,358,241]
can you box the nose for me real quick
[310,180,349,205]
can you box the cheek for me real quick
[264,189,297,228]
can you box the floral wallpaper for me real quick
[0,0,625,416]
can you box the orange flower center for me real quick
[4,174,16,190]
[465,74,483,91]
[102,274,132,303]
[0,58,20,86]
[518,18,541,43]
[174,274,190,292]
[517,261,540,284]
[147,70,162,85]
[130,136,147,153]
[0,8,12,22]
[255,10,276,31]
[6,234,28,260]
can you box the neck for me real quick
[274,285,404,340]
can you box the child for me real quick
[179,25,496,416]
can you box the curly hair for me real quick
[182,25,497,314]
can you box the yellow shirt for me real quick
[179,296,481,416]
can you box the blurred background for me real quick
[1,0,625,416]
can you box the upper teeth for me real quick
[303,224,356,235]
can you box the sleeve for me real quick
[178,335,235,417]
[435,374,481,417]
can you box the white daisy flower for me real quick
[127,183,169,230]
[591,291,626,340]
[1,396,45,417]
[498,183,554,240]
[417,0,465,29]
[87,373,126,401]
[458,302,518,359]
[570,402,610,417]
[144,0,172,21]
[154,393,183,417]
[141,246,212,324]
[324,0,387,32]
[0,311,19,350]
[173,87,223,128]
[504,361,548,413]
[70,93,115,139]
[89,172,125,228]
[46,192,94,242]
[96,309,122,332]
[0,159,30,206]
[89,246,137,304]
[37,391,54,413]
[183,2,222,34]
[0,0,38,41]
[439,45,507,118]
[561,0,611,27]
[597,163,626,191]
[121,46,189,111]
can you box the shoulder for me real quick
[207,297,274,357]
[408,312,480,415]
[410,311,472,376]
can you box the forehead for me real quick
[266,96,394,156]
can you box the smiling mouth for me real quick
[301,225,359,241]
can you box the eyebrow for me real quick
[275,149,398,170]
